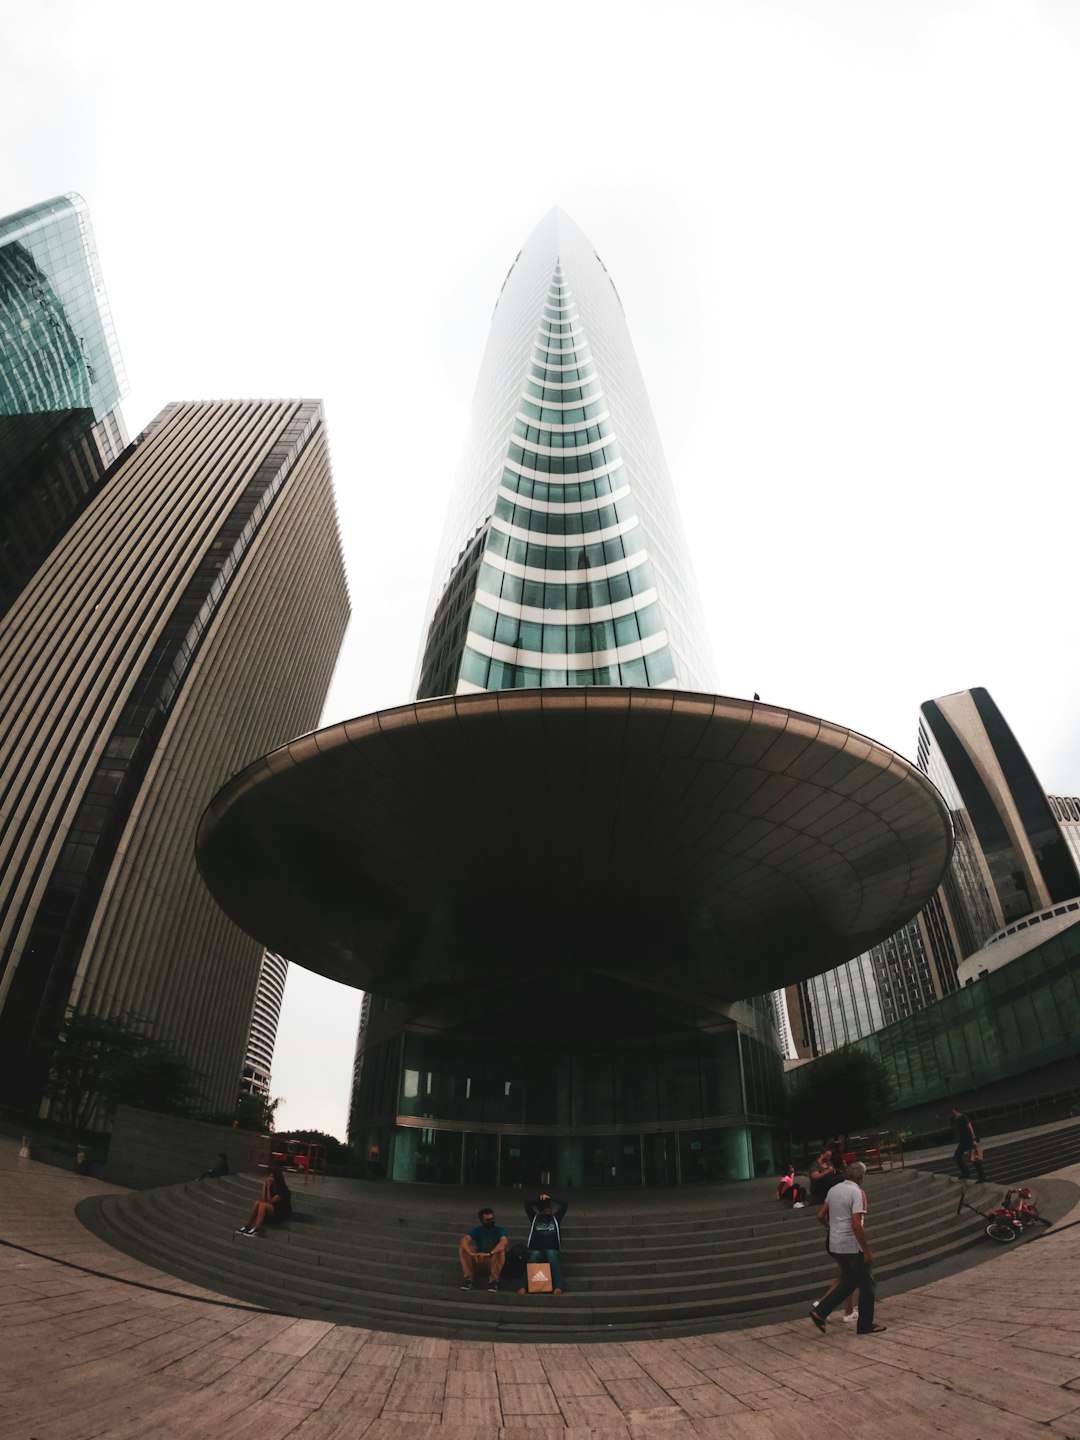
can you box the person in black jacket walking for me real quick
[521,1192,567,1294]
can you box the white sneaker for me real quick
[842,1309,859,1323]
[792,1202,805,1208]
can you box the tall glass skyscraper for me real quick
[416,208,713,700]
[1,194,129,614]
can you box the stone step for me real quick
[146,1182,962,1283]
[912,1119,1080,1186]
[176,1166,946,1249]
[77,1167,997,1340]
[80,1192,993,1341]
[136,1179,978,1281]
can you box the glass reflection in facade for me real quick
[353,990,786,1188]
[798,687,1080,1058]
[848,916,1080,1110]
[0,194,129,613]
[416,208,714,699]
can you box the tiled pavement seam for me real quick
[6,1138,1080,1438]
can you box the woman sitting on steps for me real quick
[236,1166,292,1236]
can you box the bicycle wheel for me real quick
[986,1221,1017,1243]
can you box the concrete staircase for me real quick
[910,1118,1080,1187]
[76,1167,1006,1342]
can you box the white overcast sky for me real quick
[6,0,1080,1138]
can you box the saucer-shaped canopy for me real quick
[197,689,952,1007]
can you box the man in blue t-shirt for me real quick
[458,1207,508,1291]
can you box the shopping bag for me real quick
[526,1262,553,1293]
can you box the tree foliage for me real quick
[42,1011,202,1132]
[787,1045,893,1143]
[277,1128,349,1163]
[199,1091,282,1132]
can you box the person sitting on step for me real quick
[777,1161,807,1207]
[236,1166,291,1236]
[459,1207,508,1291]
[520,1191,567,1295]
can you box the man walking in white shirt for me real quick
[809,1161,887,1335]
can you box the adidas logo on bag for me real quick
[531,1270,546,1283]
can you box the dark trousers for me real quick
[954,1142,986,1182]
[816,1252,876,1332]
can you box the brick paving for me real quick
[5,1136,1080,1438]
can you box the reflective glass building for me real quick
[416,208,714,699]
[354,212,785,1187]
[795,686,1080,1058]
[0,194,129,614]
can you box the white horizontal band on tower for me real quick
[463,627,670,671]
[516,410,611,432]
[520,389,604,412]
[524,371,598,391]
[533,339,591,357]
[490,512,639,548]
[497,482,631,515]
[513,433,614,458]
[504,455,624,485]
[474,584,660,626]
[481,546,650,584]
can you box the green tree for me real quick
[277,1128,349,1164]
[42,1011,202,1131]
[787,1045,893,1143]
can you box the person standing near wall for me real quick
[950,1105,987,1182]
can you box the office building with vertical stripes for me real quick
[241,950,290,1098]
[0,399,349,1115]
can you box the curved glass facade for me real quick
[844,918,1080,1109]
[353,993,786,1188]
[416,209,715,698]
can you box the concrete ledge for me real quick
[104,1105,261,1189]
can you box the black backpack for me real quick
[503,1242,528,1282]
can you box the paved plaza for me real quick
[5,1137,1080,1438]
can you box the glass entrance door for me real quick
[644,1132,678,1186]
[462,1132,498,1188]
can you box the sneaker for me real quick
[842,1309,859,1323]
[460,1279,474,1290]
[486,1281,498,1292]
[234,1226,249,1234]
[809,1307,827,1333]
[792,1202,805,1209]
